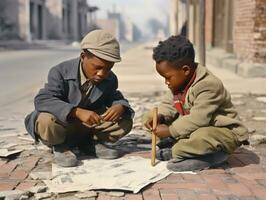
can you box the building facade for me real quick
[170,0,266,77]
[0,0,94,42]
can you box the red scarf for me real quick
[173,72,196,116]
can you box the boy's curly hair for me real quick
[153,35,195,67]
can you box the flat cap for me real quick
[81,29,121,62]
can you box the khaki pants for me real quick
[35,112,133,146]
[171,127,240,159]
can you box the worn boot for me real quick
[167,151,229,172]
[156,137,176,149]
[95,142,120,159]
[156,148,173,161]
[79,141,120,159]
[53,144,78,167]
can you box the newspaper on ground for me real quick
[45,156,172,193]
[0,149,23,157]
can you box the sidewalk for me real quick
[115,41,266,95]
[0,42,266,199]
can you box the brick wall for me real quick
[254,0,266,62]
[234,0,266,63]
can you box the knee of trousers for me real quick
[35,112,67,145]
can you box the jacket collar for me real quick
[65,58,80,80]
[191,64,208,87]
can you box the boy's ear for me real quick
[182,65,191,76]
[80,52,85,60]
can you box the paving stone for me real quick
[0,190,24,199]
[159,189,177,195]
[198,193,218,200]
[34,193,52,200]
[97,193,112,200]
[29,186,47,194]
[250,186,266,199]
[74,191,98,199]
[21,157,40,172]
[176,188,197,200]
[125,194,143,200]
[10,168,28,180]
[162,174,185,184]
[218,195,240,200]
[29,171,52,180]
[256,179,266,188]
[199,169,226,175]
[181,174,204,183]
[152,182,208,191]
[0,180,19,191]
[1,161,18,174]
[227,183,252,196]
[160,193,179,200]
[0,160,7,167]
[202,175,230,196]
[237,196,259,200]
[221,176,238,184]
[109,191,125,197]
[231,164,264,174]
[16,181,38,191]
[0,172,9,178]
[142,189,161,200]
[19,195,30,200]
[234,172,266,181]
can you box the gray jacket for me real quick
[25,58,134,140]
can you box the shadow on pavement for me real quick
[227,147,260,168]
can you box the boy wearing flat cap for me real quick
[25,30,134,167]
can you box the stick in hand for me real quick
[151,107,158,166]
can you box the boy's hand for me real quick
[154,124,171,138]
[71,107,102,125]
[144,114,164,130]
[101,104,125,122]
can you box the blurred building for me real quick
[170,0,266,77]
[96,19,118,39]
[0,0,97,41]
[96,9,141,42]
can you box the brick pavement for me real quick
[0,146,266,199]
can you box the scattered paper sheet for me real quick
[45,156,172,193]
[0,149,22,157]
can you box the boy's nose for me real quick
[97,70,105,77]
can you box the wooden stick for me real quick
[151,107,158,166]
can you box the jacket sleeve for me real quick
[34,66,75,124]
[105,75,135,118]
[169,79,226,138]
[158,90,178,119]
[142,91,178,125]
